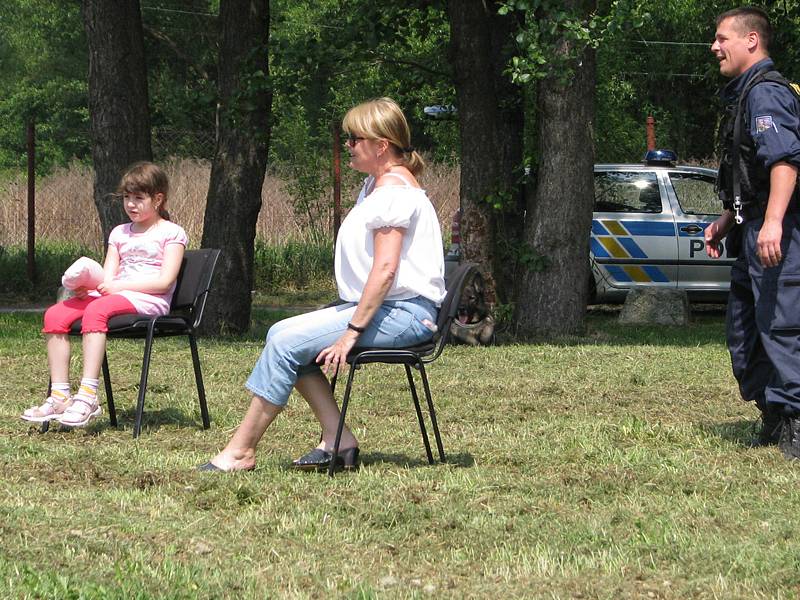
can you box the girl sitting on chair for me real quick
[22,162,187,428]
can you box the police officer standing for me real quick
[705,7,800,457]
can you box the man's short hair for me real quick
[716,6,772,52]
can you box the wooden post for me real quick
[646,115,656,151]
[332,121,341,243]
[26,120,36,284]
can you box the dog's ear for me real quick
[472,275,483,295]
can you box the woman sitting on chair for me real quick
[200,97,446,472]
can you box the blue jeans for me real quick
[246,296,438,407]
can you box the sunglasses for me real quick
[344,133,366,146]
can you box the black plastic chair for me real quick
[328,262,479,476]
[42,248,221,438]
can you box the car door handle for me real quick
[680,224,703,235]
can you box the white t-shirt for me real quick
[106,220,189,315]
[335,176,446,305]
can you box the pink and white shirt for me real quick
[106,220,188,316]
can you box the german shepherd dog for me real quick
[450,272,495,346]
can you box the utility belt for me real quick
[722,193,767,223]
[740,202,766,222]
[736,189,800,223]
[726,196,800,258]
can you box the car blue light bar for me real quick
[643,149,677,165]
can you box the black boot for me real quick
[751,404,783,447]
[778,412,800,459]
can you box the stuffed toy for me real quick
[62,256,104,291]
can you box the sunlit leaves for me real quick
[501,0,648,84]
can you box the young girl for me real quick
[22,161,188,427]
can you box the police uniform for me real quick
[718,58,800,442]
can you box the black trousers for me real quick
[727,211,800,413]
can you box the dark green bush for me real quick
[0,237,334,304]
[253,237,334,291]
[0,242,101,303]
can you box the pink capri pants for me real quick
[43,295,138,334]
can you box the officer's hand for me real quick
[757,217,783,268]
[704,215,730,259]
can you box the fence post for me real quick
[646,115,656,151]
[27,120,36,284]
[332,121,341,243]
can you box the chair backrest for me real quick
[170,249,222,328]
[424,262,479,361]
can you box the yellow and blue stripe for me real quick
[591,219,673,283]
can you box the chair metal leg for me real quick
[188,333,210,429]
[329,361,359,478]
[101,353,117,427]
[405,364,434,464]
[133,325,157,438]
[418,362,446,462]
[330,372,338,396]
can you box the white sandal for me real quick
[57,397,102,427]
[21,396,72,423]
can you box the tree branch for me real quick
[143,24,210,80]
[365,52,450,78]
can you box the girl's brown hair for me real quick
[342,97,425,175]
[117,161,171,220]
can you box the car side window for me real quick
[594,171,662,213]
[669,172,720,216]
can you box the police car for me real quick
[590,149,734,303]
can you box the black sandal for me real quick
[291,447,360,471]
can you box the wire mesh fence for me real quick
[0,132,460,253]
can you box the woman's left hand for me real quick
[316,331,360,376]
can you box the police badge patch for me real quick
[756,115,775,133]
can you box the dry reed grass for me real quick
[0,159,460,252]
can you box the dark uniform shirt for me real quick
[721,58,800,172]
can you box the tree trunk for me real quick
[446,0,525,304]
[200,0,271,335]
[514,1,597,337]
[81,0,152,243]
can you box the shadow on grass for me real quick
[113,406,204,433]
[35,407,204,436]
[362,451,475,469]
[698,418,757,447]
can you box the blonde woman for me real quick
[200,98,446,472]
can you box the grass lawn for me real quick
[1,306,799,599]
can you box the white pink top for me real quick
[335,175,446,304]
[106,220,188,316]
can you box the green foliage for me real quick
[143,0,218,160]
[481,187,516,212]
[593,1,724,162]
[0,241,101,303]
[500,0,647,84]
[491,301,515,328]
[267,0,457,236]
[253,236,334,292]
[7,0,790,192]
[0,0,89,172]
[0,237,333,304]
